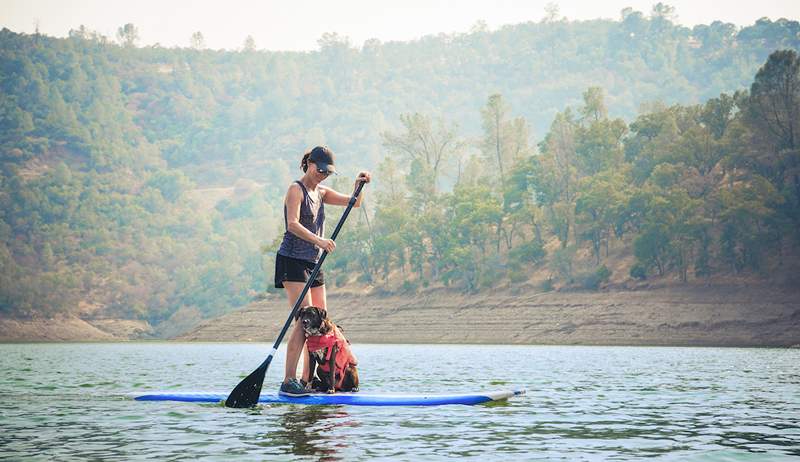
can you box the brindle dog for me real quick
[296,306,359,393]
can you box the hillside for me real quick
[1,13,799,334]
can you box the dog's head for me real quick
[296,306,334,337]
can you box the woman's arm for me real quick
[285,184,335,253]
[321,172,371,207]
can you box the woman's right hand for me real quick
[317,238,336,253]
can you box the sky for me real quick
[2,0,799,51]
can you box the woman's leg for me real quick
[299,285,327,382]
[310,284,327,309]
[282,282,313,383]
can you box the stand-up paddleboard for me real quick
[135,389,524,406]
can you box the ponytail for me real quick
[300,151,311,172]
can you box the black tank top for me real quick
[277,181,325,263]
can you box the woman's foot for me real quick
[279,378,310,397]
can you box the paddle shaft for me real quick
[257,180,366,371]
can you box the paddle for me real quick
[225,179,367,408]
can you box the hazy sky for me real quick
[2,0,798,51]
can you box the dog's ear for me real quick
[295,305,309,320]
[317,307,327,319]
[320,318,334,334]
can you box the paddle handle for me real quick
[259,180,366,369]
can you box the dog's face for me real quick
[296,306,333,337]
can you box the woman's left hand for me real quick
[356,171,372,184]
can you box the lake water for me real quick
[1,343,798,461]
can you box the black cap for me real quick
[308,146,337,175]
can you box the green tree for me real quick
[480,94,530,184]
[243,35,256,52]
[575,168,632,263]
[742,49,800,190]
[190,31,206,50]
[381,113,463,197]
[116,23,139,48]
[718,175,784,272]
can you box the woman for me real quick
[275,145,370,396]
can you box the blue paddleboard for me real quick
[134,389,524,406]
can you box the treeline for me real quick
[3,11,799,175]
[0,30,275,322]
[0,9,798,326]
[326,50,800,291]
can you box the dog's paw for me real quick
[326,389,335,394]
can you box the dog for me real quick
[296,305,359,393]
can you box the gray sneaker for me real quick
[279,378,310,397]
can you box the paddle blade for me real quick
[225,364,266,408]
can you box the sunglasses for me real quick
[316,168,331,176]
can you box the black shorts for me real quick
[274,253,325,289]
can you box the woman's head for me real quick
[301,146,337,177]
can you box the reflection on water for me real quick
[263,405,356,460]
[0,343,798,460]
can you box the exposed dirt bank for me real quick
[0,315,153,342]
[3,284,797,346]
[178,283,800,347]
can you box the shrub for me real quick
[400,279,419,293]
[478,254,505,288]
[630,263,648,280]
[596,265,611,281]
[509,240,546,266]
[508,269,529,283]
[579,265,612,290]
[552,245,577,282]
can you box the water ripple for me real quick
[0,344,798,460]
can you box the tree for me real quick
[243,35,256,52]
[543,3,560,23]
[651,3,677,22]
[630,186,704,281]
[718,175,784,272]
[116,23,139,48]
[620,7,635,21]
[146,170,192,203]
[534,110,580,248]
[575,168,631,263]
[317,32,351,51]
[374,156,406,207]
[743,49,800,188]
[504,156,545,250]
[540,109,578,204]
[478,95,533,252]
[575,121,627,176]
[625,107,681,182]
[190,31,206,50]
[480,94,530,185]
[381,113,463,196]
[69,25,90,40]
[701,93,735,140]
[581,87,608,122]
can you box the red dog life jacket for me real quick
[306,330,357,389]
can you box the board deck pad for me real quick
[134,389,525,406]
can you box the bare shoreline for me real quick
[3,283,799,347]
[179,283,800,348]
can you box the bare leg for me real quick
[310,285,327,310]
[282,282,313,383]
[282,283,328,383]
[302,285,327,382]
